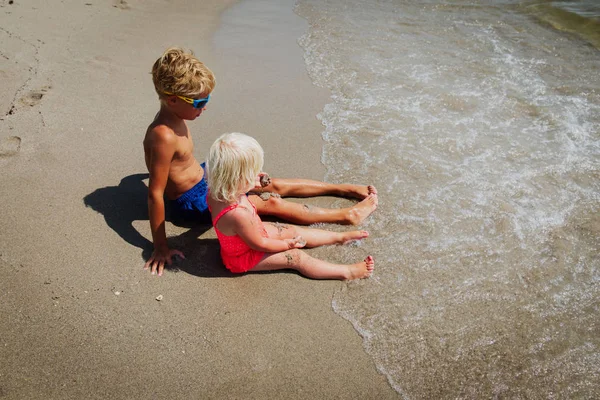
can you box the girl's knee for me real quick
[283,249,303,266]
[272,222,297,239]
[286,224,299,237]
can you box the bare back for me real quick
[143,114,204,200]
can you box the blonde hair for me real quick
[151,47,216,98]
[207,133,264,203]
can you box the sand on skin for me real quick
[0,0,397,398]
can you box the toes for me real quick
[371,194,379,206]
[359,193,378,206]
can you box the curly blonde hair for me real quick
[151,47,215,98]
[207,133,264,203]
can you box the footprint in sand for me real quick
[0,136,21,157]
[113,0,129,9]
[18,86,51,108]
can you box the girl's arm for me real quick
[228,208,304,253]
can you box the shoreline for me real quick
[0,0,397,398]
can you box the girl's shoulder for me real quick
[224,203,253,219]
[210,195,254,224]
[221,204,257,233]
[213,201,252,221]
[211,201,244,236]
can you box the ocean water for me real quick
[295,0,600,398]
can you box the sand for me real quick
[0,0,398,398]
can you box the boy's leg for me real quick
[249,193,378,226]
[263,222,369,247]
[260,178,377,200]
[251,250,374,280]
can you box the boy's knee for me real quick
[250,194,282,214]
[269,178,283,193]
[266,195,284,208]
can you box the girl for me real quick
[206,133,375,280]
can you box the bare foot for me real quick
[340,230,369,244]
[346,194,378,225]
[340,184,378,199]
[347,255,375,280]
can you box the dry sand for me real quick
[0,0,398,398]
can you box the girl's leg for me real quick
[260,178,377,200]
[252,250,375,280]
[263,222,369,248]
[249,193,378,226]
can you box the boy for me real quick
[144,47,377,276]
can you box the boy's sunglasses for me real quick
[164,91,210,109]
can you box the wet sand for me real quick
[0,0,397,398]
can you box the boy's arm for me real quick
[144,128,184,276]
[230,208,304,252]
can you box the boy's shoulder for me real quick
[145,120,178,147]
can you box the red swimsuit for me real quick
[211,199,269,273]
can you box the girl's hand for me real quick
[255,172,271,189]
[285,236,306,249]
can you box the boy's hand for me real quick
[285,236,306,249]
[144,247,185,276]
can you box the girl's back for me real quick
[208,194,268,273]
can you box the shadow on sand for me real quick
[83,173,235,278]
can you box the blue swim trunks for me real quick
[169,163,211,224]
